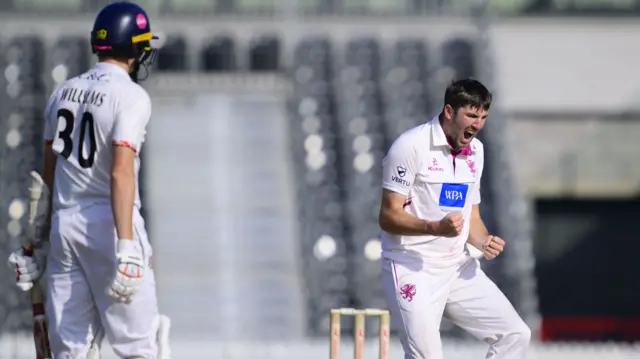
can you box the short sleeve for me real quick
[112,88,151,153]
[470,144,484,205]
[381,134,420,197]
[43,87,62,143]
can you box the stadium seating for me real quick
[200,35,237,72]
[249,34,280,72]
[49,36,91,85]
[441,38,476,81]
[290,36,352,335]
[381,38,431,144]
[156,35,188,71]
[333,36,388,333]
[0,36,48,332]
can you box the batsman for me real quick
[8,2,170,358]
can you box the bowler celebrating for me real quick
[379,79,530,359]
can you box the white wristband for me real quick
[116,238,135,253]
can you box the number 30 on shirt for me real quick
[52,108,97,168]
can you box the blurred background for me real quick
[1,0,640,358]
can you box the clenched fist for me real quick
[482,235,505,260]
[437,212,464,237]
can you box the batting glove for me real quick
[108,239,145,304]
[7,246,48,291]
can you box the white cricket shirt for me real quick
[381,116,484,269]
[43,62,151,212]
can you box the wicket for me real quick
[329,308,390,359]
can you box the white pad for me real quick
[87,325,105,359]
[157,314,172,359]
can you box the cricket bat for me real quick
[22,246,51,359]
[25,171,52,359]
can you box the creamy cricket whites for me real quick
[377,79,531,359]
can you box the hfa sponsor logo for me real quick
[392,165,410,186]
[438,183,468,208]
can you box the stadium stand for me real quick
[249,34,280,72]
[381,38,431,144]
[49,36,91,86]
[201,35,237,72]
[0,35,48,332]
[441,38,476,80]
[156,34,188,71]
[289,36,352,335]
[333,36,388,334]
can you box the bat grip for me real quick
[23,245,35,257]
[33,302,46,316]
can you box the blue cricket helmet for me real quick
[90,1,159,81]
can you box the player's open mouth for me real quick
[463,130,475,140]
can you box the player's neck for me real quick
[438,113,457,150]
[100,59,130,74]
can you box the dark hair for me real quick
[444,79,492,112]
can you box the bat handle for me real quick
[33,312,52,359]
[21,245,51,358]
[23,245,35,257]
[17,246,36,291]
[33,302,46,316]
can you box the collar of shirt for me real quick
[429,116,473,156]
[93,62,132,81]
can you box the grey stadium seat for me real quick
[200,35,236,72]
[333,36,390,333]
[49,36,91,87]
[291,111,350,335]
[441,37,476,80]
[0,36,47,333]
[156,35,187,71]
[249,34,280,72]
[393,38,428,79]
[6,36,46,94]
[380,38,431,148]
[336,112,388,332]
[290,37,353,336]
[345,37,381,81]
[293,36,334,85]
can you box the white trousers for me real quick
[382,257,531,359]
[46,205,159,359]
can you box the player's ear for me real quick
[443,104,455,121]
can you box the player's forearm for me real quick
[467,216,489,250]
[379,208,439,236]
[111,170,135,240]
